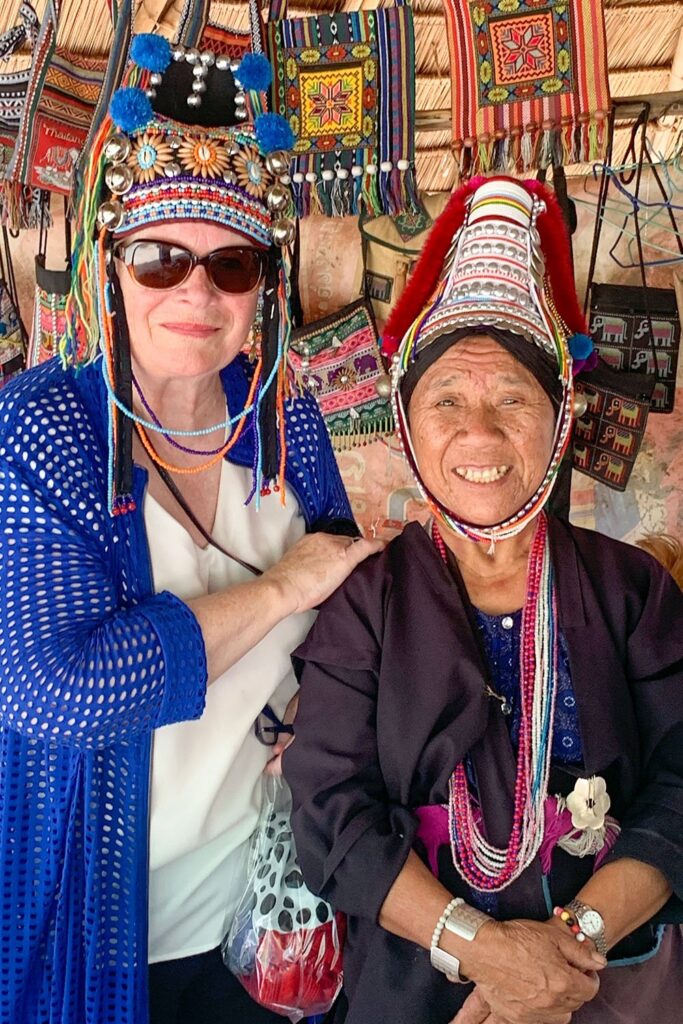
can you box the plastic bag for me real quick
[222,775,345,1022]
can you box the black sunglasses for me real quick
[254,704,295,747]
[113,240,267,294]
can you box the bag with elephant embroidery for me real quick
[288,297,393,450]
[222,775,345,1022]
[572,357,654,491]
[589,282,680,414]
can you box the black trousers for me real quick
[148,946,285,1024]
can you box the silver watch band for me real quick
[566,898,607,957]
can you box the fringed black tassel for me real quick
[258,248,281,488]
[107,260,135,514]
[289,220,304,330]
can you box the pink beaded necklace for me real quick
[432,514,559,891]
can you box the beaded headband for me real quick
[383,177,593,546]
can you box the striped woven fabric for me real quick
[266,0,418,217]
[443,0,611,175]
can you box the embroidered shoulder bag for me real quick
[265,0,418,218]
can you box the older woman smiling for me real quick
[284,178,683,1024]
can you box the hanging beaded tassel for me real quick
[436,513,559,891]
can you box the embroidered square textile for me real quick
[443,0,611,173]
[266,1,417,217]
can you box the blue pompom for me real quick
[130,34,172,74]
[110,87,153,134]
[235,53,273,93]
[255,112,295,154]
[568,332,594,360]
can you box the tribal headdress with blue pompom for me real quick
[382,175,597,546]
[65,34,297,517]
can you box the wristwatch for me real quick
[566,898,607,957]
[430,899,490,984]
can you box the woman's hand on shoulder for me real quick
[263,532,384,616]
[453,916,604,1024]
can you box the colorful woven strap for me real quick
[5,0,64,188]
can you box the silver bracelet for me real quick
[430,898,467,983]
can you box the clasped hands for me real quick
[448,915,606,1024]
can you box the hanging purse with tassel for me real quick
[288,296,393,451]
[265,0,418,218]
[27,195,71,367]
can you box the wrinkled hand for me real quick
[449,987,571,1024]
[453,917,603,1024]
[264,693,298,778]
[264,531,384,615]
[448,988,512,1024]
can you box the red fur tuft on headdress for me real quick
[522,178,586,335]
[381,181,477,355]
[381,175,586,356]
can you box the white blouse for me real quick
[144,459,314,963]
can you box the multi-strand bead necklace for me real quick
[433,512,559,891]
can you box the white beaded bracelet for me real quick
[431,897,463,953]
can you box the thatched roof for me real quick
[2,0,682,189]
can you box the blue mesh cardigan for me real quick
[0,355,351,1024]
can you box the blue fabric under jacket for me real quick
[0,355,351,1024]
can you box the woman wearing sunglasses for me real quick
[0,37,380,1024]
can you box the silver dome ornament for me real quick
[149,72,163,86]
[230,60,240,73]
[199,51,215,67]
[184,48,200,65]
[164,161,182,178]
[234,91,247,107]
[226,139,240,157]
[192,63,208,78]
[105,163,134,195]
[265,151,290,176]
[192,79,207,94]
[171,45,186,62]
[235,107,248,121]
[215,55,231,71]
[96,200,125,232]
[103,133,131,164]
[223,169,237,185]
[187,93,202,108]
[145,87,157,100]
[375,374,392,399]
[265,183,289,213]
[271,218,296,247]
[572,391,588,418]
[168,135,182,150]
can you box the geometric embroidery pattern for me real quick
[300,65,364,138]
[479,5,573,105]
[284,48,375,153]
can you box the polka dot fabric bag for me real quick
[222,776,345,1021]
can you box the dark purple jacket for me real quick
[284,518,683,1024]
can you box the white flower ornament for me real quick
[566,776,611,831]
